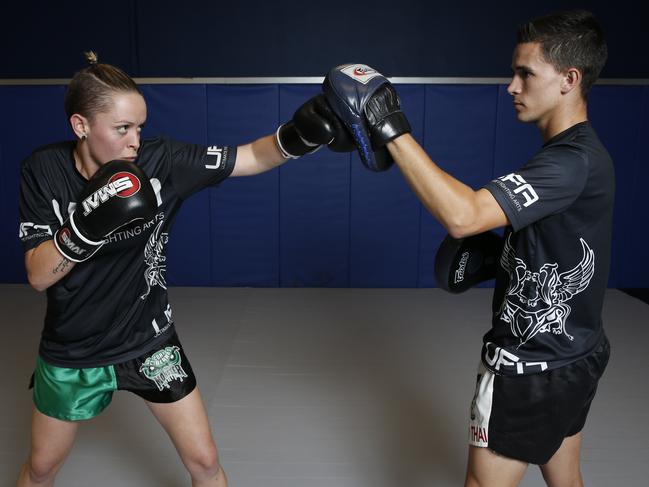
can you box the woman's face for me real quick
[86,92,147,164]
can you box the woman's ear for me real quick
[70,114,89,140]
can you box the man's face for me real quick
[507,42,564,125]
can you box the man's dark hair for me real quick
[517,10,607,99]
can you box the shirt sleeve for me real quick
[166,139,237,200]
[19,160,59,251]
[483,145,589,231]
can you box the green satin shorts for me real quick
[33,356,117,421]
[32,332,196,421]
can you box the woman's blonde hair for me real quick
[64,51,142,119]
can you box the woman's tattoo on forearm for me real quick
[53,258,71,274]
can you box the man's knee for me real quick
[464,470,481,487]
[465,446,528,487]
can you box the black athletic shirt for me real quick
[19,136,236,367]
[482,122,614,376]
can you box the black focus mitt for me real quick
[434,231,504,293]
[322,63,411,172]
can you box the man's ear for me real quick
[561,68,582,94]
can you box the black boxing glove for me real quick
[276,94,355,158]
[364,83,412,148]
[54,160,158,262]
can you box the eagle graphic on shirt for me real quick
[141,220,168,300]
[497,235,595,347]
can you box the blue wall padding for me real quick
[629,88,649,287]
[207,85,281,286]
[0,85,68,283]
[0,140,4,273]
[349,85,425,288]
[419,85,500,288]
[279,85,352,287]
[588,86,646,288]
[1,83,647,288]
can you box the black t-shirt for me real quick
[19,136,236,367]
[483,122,614,376]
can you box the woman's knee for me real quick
[184,442,223,479]
[24,454,64,483]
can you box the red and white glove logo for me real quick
[341,64,383,85]
[82,172,142,216]
[109,172,141,198]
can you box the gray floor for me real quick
[2,285,648,486]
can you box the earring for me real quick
[81,133,87,141]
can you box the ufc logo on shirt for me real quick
[205,146,223,169]
[19,222,52,238]
[499,173,539,208]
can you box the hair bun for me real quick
[84,51,99,65]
